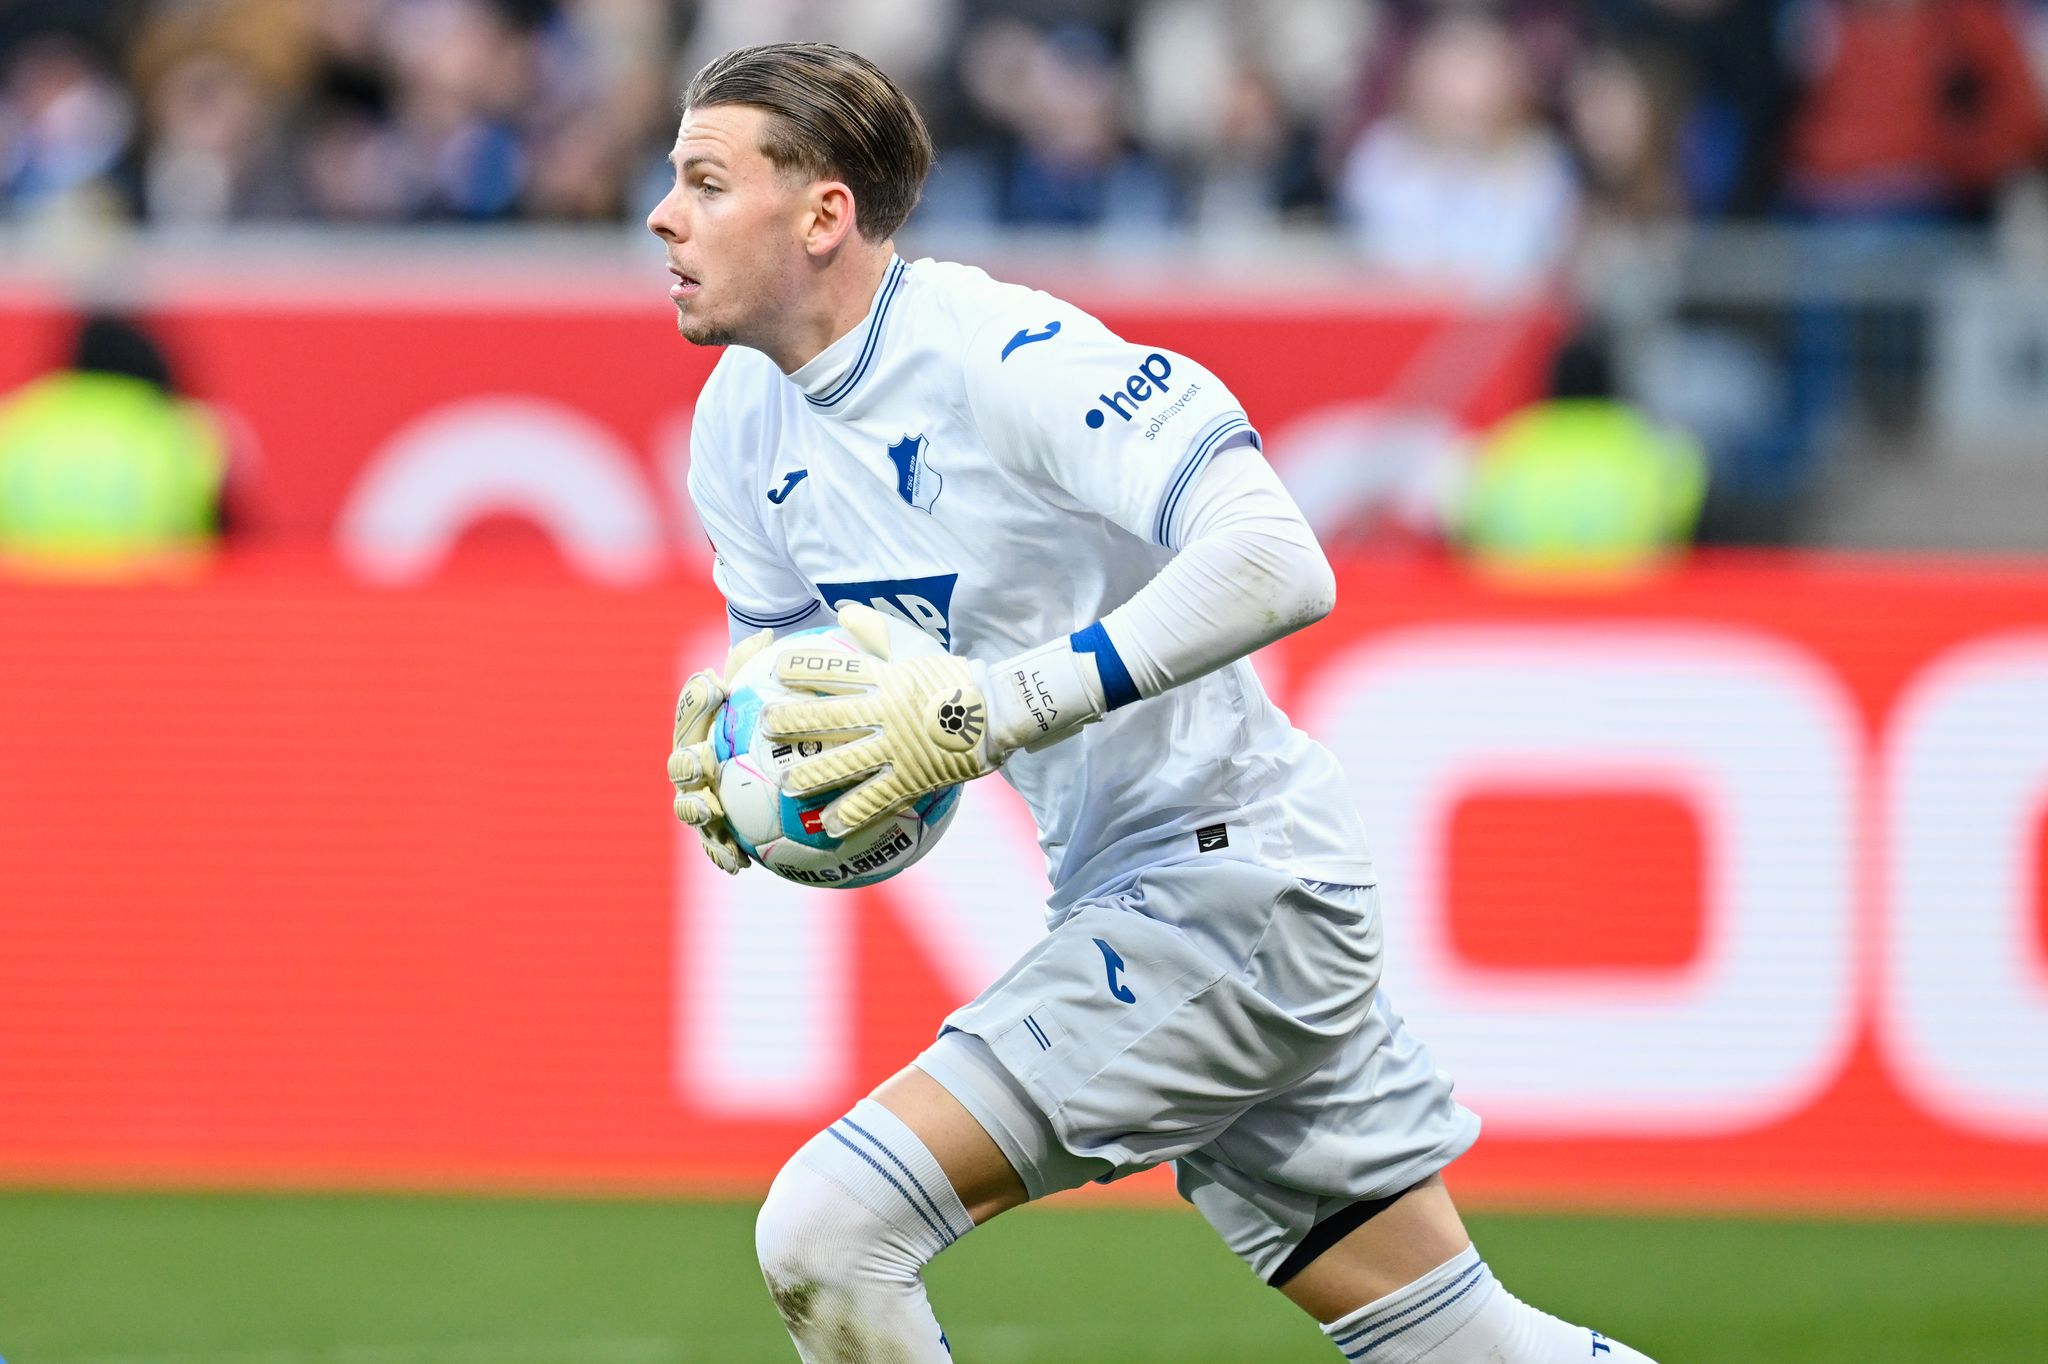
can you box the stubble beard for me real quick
[674,306,737,350]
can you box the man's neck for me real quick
[766,246,894,374]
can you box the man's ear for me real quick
[802,180,858,257]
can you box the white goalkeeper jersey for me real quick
[688,255,1374,912]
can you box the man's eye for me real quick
[699,182,722,198]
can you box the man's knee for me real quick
[753,1101,974,1326]
[754,1154,858,1333]
[755,1151,835,1283]
[754,1106,968,1363]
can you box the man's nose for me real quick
[647,190,685,241]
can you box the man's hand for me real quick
[667,628,774,873]
[761,604,1002,838]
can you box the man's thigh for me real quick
[870,1062,1031,1226]
[1270,1175,1472,1324]
[1177,983,1480,1285]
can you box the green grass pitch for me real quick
[2,1190,2044,1362]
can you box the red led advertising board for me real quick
[1,556,2044,1211]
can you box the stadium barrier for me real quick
[1,553,2044,1212]
[0,275,1559,571]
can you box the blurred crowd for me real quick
[5,0,2048,567]
[4,0,2047,289]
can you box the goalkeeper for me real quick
[658,42,1660,1364]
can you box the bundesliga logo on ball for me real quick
[713,626,961,887]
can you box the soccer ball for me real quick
[713,625,961,888]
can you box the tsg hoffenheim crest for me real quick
[887,433,942,512]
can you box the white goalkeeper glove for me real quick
[666,627,774,874]
[761,603,1107,838]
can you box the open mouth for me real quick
[669,267,701,300]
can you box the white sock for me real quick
[1323,1245,1658,1363]
[754,1098,970,1362]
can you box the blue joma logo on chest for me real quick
[817,573,958,649]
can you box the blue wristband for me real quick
[1069,621,1140,711]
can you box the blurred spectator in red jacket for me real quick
[1786,0,2045,218]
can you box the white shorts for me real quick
[915,858,1480,1281]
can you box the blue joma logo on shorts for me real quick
[1094,938,1136,1004]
